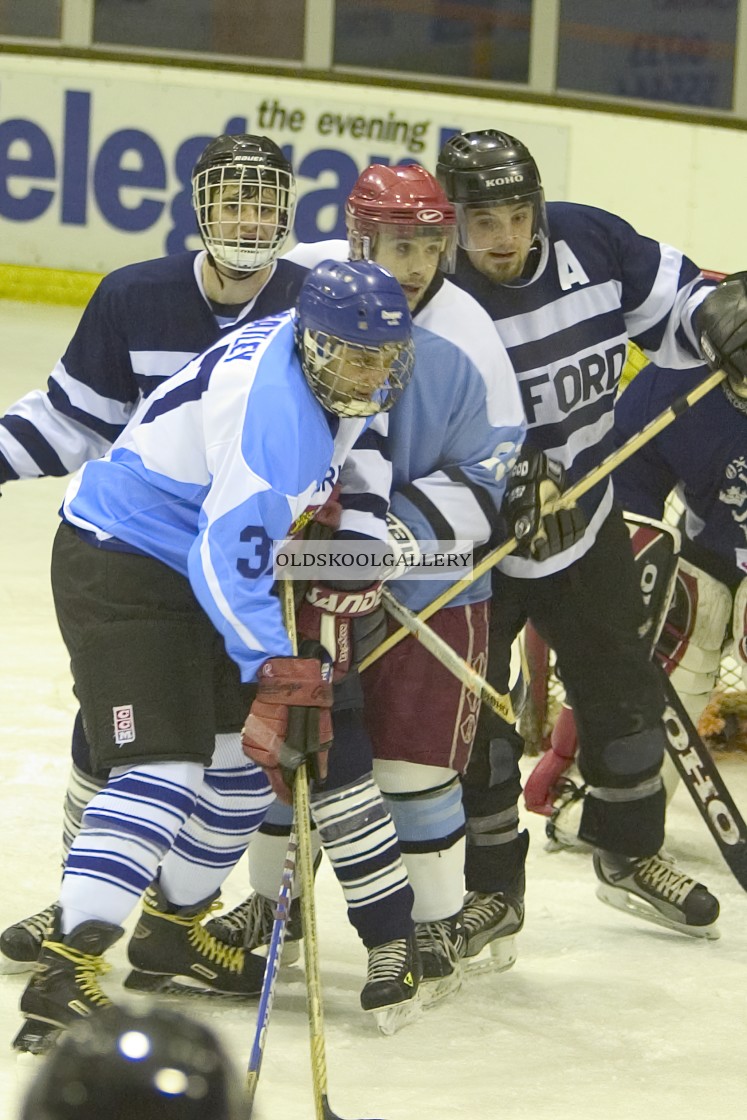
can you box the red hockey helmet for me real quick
[346,164,457,272]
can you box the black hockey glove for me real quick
[503,449,586,561]
[696,272,747,394]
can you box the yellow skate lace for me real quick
[39,940,113,1007]
[141,897,245,974]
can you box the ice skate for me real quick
[414,913,465,1006]
[0,903,57,973]
[360,933,422,1035]
[593,849,720,939]
[462,889,524,975]
[205,890,302,965]
[13,912,123,1054]
[124,883,266,998]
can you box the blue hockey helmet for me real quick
[295,259,415,417]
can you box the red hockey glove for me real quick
[242,644,334,803]
[297,580,385,681]
[503,450,586,561]
[523,705,578,816]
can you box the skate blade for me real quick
[252,938,301,966]
[595,884,721,940]
[418,966,463,1008]
[13,1018,62,1055]
[464,934,518,976]
[123,969,256,1000]
[368,994,423,1036]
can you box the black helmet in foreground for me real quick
[19,1005,245,1120]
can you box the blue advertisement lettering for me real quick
[0,117,55,220]
[94,128,166,232]
[293,147,360,242]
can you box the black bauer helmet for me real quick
[191,133,297,273]
[436,129,548,258]
[19,1006,244,1120]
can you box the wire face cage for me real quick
[192,163,297,273]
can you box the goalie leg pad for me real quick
[657,558,732,726]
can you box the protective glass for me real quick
[454,189,547,253]
[347,217,457,274]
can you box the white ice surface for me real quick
[1,299,746,1119]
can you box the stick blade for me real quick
[321,1095,387,1120]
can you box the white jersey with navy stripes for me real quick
[0,251,308,483]
[61,313,373,682]
[448,202,717,579]
[285,239,526,610]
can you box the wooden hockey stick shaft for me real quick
[280,580,332,1120]
[379,588,515,722]
[280,582,385,1120]
[361,367,726,672]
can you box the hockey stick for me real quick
[281,580,386,1120]
[378,588,515,722]
[361,367,727,672]
[245,731,301,1110]
[657,662,747,890]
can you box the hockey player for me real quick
[537,354,747,846]
[0,131,309,970]
[206,163,527,1002]
[12,258,416,1054]
[433,129,747,942]
[614,356,747,727]
[18,1005,244,1120]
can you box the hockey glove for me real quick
[297,580,385,681]
[503,449,586,561]
[697,272,747,394]
[523,705,578,816]
[242,641,334,803]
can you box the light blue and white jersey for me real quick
[450,202,717,579]
[62,313,370,681]
[285,239,526,609]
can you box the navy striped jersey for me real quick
[449,202,717,579]
[62,314,372,682]
[286,240,526,609]
[614,363,747,586]
[0,251,308,482]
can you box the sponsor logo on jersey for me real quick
[113,704,136,745]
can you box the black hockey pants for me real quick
[463,505,667,887]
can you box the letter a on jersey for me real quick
[555,241,590,292]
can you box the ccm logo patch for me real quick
[113,704,136,745]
